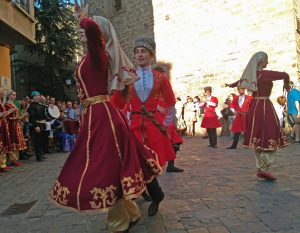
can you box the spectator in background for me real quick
[56,100,62,110]
[48,97,58,151]
[175,97,183,120]
[39,95,47,105]
[220,98,230,137]
[60,101,66,114]
[274,96,286,129]
[287,81,300,142]
[200,86,222,148]
[65,101,75,119]
[5,90,27,166]
[19,99,30,160]
[184,96,196,137]
[227,93,236,139]
[51,111,65,152]
[193,96,201,122]
[73,101,82,121]
[47,96,51,104]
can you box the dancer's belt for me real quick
[81,95,110,109]
[253,97,269,100]
[132,105,166,135]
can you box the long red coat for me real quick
[230,95,252,132]
[50,49,161,211]
[0,104,11,154]
[112,69,176,166]
[228,70,289,150]
[5,102,26,151]
[201,96,222,129]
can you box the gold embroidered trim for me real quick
[249,99,259,142]
[122,170,145,196]
[76,106,92,209]
[50,180,70,205]
[89,185,118,209]
[247,136,289,150]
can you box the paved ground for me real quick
[0,137,300,233]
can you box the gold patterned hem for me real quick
[48,195,117,213]
[123,186,146,200]
[243,143,289,151]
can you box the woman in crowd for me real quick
[185,96,197,137]
[0,88,12,172]
[5,90,27,166]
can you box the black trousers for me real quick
[146,177,164,202]
[31,123,46,158]
[42,130,49,153]
[207,128,217,146]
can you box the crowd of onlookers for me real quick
[22,94,82,154]
[0,90,82,173]
[175,81,300,143]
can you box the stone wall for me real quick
[86,0,300,104]
[86,0,155,63]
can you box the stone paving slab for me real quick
[0,137,299,233]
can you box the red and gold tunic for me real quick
[229,95,252,132]
[50,51,161,211]
[0,104,11,154]
[243,70,289,150]
[4,102,26,151]
[112,69,177,167]
[201,96,222,129]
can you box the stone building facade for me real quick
[86,0,300,103]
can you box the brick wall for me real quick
[86,0,299,103]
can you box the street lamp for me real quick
[65,78,72,99]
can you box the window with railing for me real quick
[12,0,30,14]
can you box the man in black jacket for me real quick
[27,91,48,161]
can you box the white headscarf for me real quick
[4,90,15,104]
[93,16,140,92]
[238,51,268,92]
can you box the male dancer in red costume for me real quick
[200,86,221,148]
[226,87,252,149]
[153,65,183,172]
[112,36,183,215]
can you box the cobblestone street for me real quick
[0,137,300,233]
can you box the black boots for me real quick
[146,178,164,216]
[227,133,240,149]
[166,160,184,172]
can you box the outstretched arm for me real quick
[225,80,239,88]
